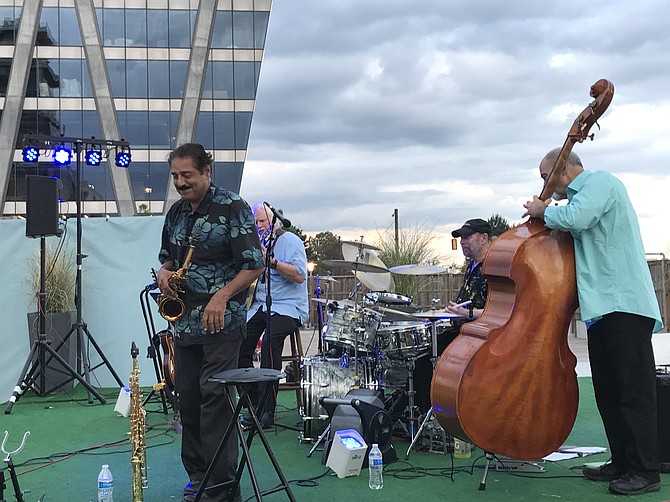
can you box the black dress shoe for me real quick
[582,462,625,482]
[240,412,273,431]
[609,473,661,495]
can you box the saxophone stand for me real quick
[139,280,173,417]
[5,235,107,414]
[1,431,30,502]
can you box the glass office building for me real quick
[0,0,271,216]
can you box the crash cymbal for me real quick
[341,244,394,291]
[322,259,388,274]
[389,264,446,275]
[341,239,380,251]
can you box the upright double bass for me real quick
[431,79,615,460]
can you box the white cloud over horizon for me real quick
[240,0,670,266]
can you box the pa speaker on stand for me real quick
[25,175,61,238]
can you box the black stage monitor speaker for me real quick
[656,372,670,469]
[321,388,397,466]
[26,175,60,238]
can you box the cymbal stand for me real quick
[406,318,441,458]
[405,358,417,441]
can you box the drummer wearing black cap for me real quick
[447,218,491,321]
[414,217,492,413]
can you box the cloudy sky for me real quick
[241,0,670,265]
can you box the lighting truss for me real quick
[21,134,131,168]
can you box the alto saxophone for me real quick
[129,342,148,502]
[158,236,197,322]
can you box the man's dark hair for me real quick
[168,143,213,173]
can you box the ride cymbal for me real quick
[389,264,446,275]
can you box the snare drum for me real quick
[300,356,375,441]
[322,306,379,352]
[376,321,431,359]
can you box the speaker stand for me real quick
[61,142,124,402]
[5,237,107,414]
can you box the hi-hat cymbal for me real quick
[341,240,380,251]
[322,259,388,274]
[310,297,356,308]
[389,264,446,275]
[317,275,339,283]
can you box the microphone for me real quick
[264,202,292,228]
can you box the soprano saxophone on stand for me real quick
[158,236,197,322]
[130,342,148,502]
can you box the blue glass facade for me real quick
[0,0,271,215]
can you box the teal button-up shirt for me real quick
[544,169,663,332]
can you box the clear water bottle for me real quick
[368,443,383,490]
[97,464,114,502]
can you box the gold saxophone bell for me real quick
[158,237,196,322]
[157,295,186,322]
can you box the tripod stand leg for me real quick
[406,408,433,459]
[4,343,40,414]
[81,324,124,387]
[306,423,331,458]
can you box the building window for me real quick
[38,7,82,47]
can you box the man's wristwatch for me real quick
[269,259,278,270]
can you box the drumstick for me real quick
[452,300,472,309]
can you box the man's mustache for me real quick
[177,185,191,191]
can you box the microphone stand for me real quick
[314,275,324,353]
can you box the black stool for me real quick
[195,368,295,502]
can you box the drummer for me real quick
[414,218,492,413]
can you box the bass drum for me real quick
[300,356,376,441]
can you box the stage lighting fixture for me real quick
[115,150,131,168]
[85,149,102,166]
[22,145,40,163]
[53,145,72,166]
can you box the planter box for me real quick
[27,311,77,393]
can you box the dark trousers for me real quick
[588,312,660,478]
[175,332,242,490]
[414,327,459,414]
[239,308,300,418]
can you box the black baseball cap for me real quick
[451,218,491,238]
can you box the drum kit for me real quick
[299,239,460,449]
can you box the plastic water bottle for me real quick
[368,443,383,490]
[97,464,114,501]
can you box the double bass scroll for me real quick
[430,79,614,461]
